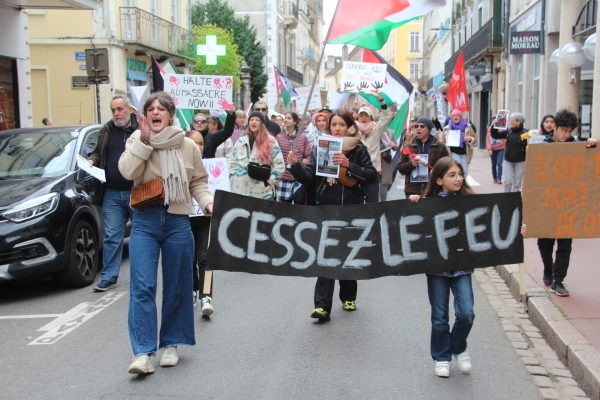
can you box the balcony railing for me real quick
[283,1,299,28]
[279,65,304,85]
[444,18,503,77]
[120,7,196,61]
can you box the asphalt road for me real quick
[1,252,543,399]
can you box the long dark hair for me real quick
[423,157,473,197]
[540,114,555,135]
[209,116,224,131]
[285,111,299,133]
[328,110,356,135]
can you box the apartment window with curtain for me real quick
[409,62,419,82]
[478,6,483,29]
[533,54,541,127]
[517,55,523,112]
[410,32,420,53]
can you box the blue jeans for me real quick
[426,274,475,361]
[491,149,504,180]
[451,152,469,176]
[128,204,195,356]
[100,188,133,283]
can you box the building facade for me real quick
[29,0,193,126]
[1,0,95,130]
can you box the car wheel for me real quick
[57,220,98,287]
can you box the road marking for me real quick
[0,314,62,319]
[29,291,125,345]
[37,302,91,332]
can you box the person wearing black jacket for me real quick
[87,95,138,292]
[254,101,281,136]
[491,112,527,192]
[190,105,235,316]
[288,110,378,321]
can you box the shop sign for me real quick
[510,31,542,54]
[75,52,85,61]
[72,76,89,89]
[126,58,147,72]
[469,65,487,76]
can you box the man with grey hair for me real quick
[254,101,281,136]
[88,94,138,292]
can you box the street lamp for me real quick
[583,34,596,61]
[549,49,560,71]
[559,42,587,68]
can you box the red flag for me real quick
[446,51,469,113]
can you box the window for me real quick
[410,32,420,53]
[409,62,419,82]
[0,57,19,130]
[478,6,483,29]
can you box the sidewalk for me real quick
[386,148,600,399]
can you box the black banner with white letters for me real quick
[207,191,524,280]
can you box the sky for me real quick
[323,0,353,57]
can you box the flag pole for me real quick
[288,0,343,168]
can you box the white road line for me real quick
[37,302,91,332]
[0,314,62,319]
[29,291,125,345]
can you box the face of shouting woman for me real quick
[146,99,173,132]
[248,116,262,133]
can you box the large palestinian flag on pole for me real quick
[328,0,446,50]
[359,49,413,139]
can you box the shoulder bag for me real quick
[246,145,272,181]
[130,178,165,209]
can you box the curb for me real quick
[495,264,600,400]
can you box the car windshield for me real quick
[0,131,78,178]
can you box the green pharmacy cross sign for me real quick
[197,35,226,65]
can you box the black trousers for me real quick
[363,175,381,204]
[537,238,573,282]
[190,216,213,298]
[314,278,357,314]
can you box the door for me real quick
[479,90,489,149]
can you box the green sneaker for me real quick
[343,301,356,311]
[311,308,330,321]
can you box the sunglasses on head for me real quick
[255,108,268,112]
[194,119,207,124]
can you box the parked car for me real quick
[0,124,112,287]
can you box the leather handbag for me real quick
[337,166,358,188]
[130,178,164,209]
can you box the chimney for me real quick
[342,45,348,61]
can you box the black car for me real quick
[0,125,110,287]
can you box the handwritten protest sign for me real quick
[207,191,524,280]
[295,86,322,112]
[340,61,386,94]
[522,142,600,238]
[190,158,230,216]
[164,74,233,110]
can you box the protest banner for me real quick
[164,74,233,110]
[522,142,600,238]
[295,86,322,112]
[191,158,230,216]
[207,191,524,280]
[340,61,387,94]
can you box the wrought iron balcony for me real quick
[573,0,597,37]
[279,65,304,86]
[444,18,503,77]
[284,1,299,29]
[303,47,317,64]
[120,7,196,61]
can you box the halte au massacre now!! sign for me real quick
[207,191,524,280]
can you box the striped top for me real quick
[276,130,312,181]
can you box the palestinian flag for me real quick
[274,66,299,107]
[358,49,413,139]
[328,0,446,50]
[151,55,194,129]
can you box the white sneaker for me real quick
[435,361,450,378]
[160,346,179,367]
[201,296,214,317]
[454,351,471,373]
[128,354,154,374]
[193,291,198,309]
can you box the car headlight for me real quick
[2,193,60,223]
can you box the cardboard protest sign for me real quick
[191,158,230,217]
[522,142,600,238]
[340,61,386,94]
[295,86,322,112]
[207,191,524,280]
[164,74,233,110]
